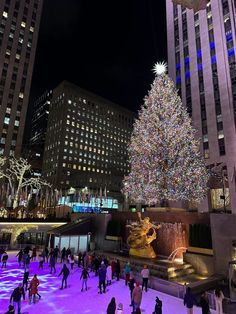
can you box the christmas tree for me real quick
[122,63,209,206]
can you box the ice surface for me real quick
[0,252,216,314]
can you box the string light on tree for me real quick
[122,62,209,206]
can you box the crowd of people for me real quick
[1,245,226,314]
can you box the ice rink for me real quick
[0,252,216,314]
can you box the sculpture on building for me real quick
[127,213,161,258]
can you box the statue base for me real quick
[129,247,156,259]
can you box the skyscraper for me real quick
[0,0,43,157]
[166,0,236,212]
[42,81,135,196]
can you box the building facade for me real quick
[166,0,236,212]
[0,0,43,157]
[28,89,52,171]
[42,81,135,198]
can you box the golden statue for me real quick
[127,213,161,258]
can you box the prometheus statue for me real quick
[127,213,161,258]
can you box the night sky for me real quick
[30,0,167,113]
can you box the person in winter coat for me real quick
[2,251,8,268]
[22,268,29,291]
[31,247,37,261]
[106,264,112,285]
[199,292,210,314]
[68,254,75,271]
[94,256,100,276]
[80,267,89,291]
[58,263,70,289]
[116,303,123,314]
[16,249,23,267]
[184,287,196,314]
[78,251,82,268]
[49,254,56,274]
[107,297,116,314]
[214,288,224,314]
[4,304,15,314]
[111,259,116,279]
[0,247,5,262]
[152,296,162,314]
[38,255,44,270]
[54,246,59,262]
[132,282,142,313]
[29,274,41,303]
[115,259,120,281]
[129,275,136,306]
[44,247,49,263]
[61,247,66,263]
[24,254,31,270]
[141,265,150,292]
[98,265,106,294]
[124,262,131,285]
[10,284,25,314]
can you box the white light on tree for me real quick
[152,62,167,76]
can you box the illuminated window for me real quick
[14,120,19,127]
[62,163,66,167]
[3,11,8,18]
[19,93,24,99]
[83,166,86,171]
[4,117,10,125]
[21,21,26,28]
[30,26,34,32]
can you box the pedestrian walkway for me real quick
[0,252,216,314]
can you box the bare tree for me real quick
[1,157,50,208]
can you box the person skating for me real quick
[10,283,25,314]
[129,275,135,306]
[38,254,44,270]
[16,249,23,267]
[115,259,120,281]
[107,297,116,314]
[29,274,41,304]
[132,282,142,313]
[44,246,49,263]
[49,254,56,274]
[141,265,150,292]
[199,292,210,314]
[4,304,15,314]
[80,267,89,291]
[184,287,196,314]
[2,251,8,268]
[214,288,224,314]
[98,264,106,294]
[124,261,131,285]
[0,247,5,262]
[22,269,29,291]
[54,245,59,263]
[58,263,70,289]
[31,247,37,261]
[94,256,100,276]
[61,247,66,263]
[68,254,75,271]
[106,263,112,286]
[152,296,162,314]
[24,254,31,270]
[78,251,82,268]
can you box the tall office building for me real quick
[166,0,236,212]
[42,81,135,196]
[0,0,43,157]
[28,89,52,171]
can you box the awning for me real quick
[47,218,91,236]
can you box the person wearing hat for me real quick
[116,303,123,314]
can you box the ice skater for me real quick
[59,263,70,289]
[80,267,89,291]
[106,263,112,286]
[23,268,29,291]
[98,264,106,294]
[29,274,41,304]
[49,254,56,274]
[10,283,25,314]
[38,254,44,270]
[1,251,8,268]
[16,249,23,267]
